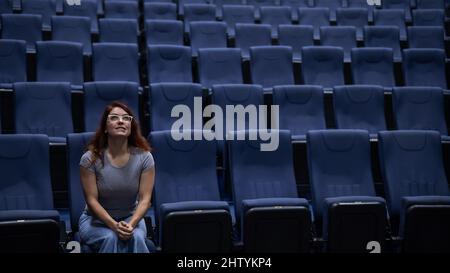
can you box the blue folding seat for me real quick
[1,14,43,53]
[189,21,227,57]
[403,48,447,89]
[382,0,412,23]
[228,130,312,252]
[280,0,311,21]
[320,26,357,63]
[51,16,92,55]
[351,47,395,88]
[412,9,445,26]
[92,43,140,83]
[183,3,216,33]
[373,9,407,41]
[278,25,314,62]
[213,0,244,18]
[301,46,345,89]
[144,2,177,20]
[178,0,210,16]
[298,7,330,40]
[392,87,447,135]
[346,0,375,22]
[63,0,98,33]
[314,0,343,22]
[99,18,139,45]
[147,45,193,83]
[364,26,402,62]
[222,5,255,38]
[260,6,292,39]
[36,41,84,89]
[21,0,56,31]
[149,83,202,131]
[198,48,243,89]
[378,130,450,252]
[83,81,140,132]
[0,40,27,90]
[407,26,445,50]
[0,134,61,253]
[149,130,232,252]
[307,129,387,252]
[249,46,294,90]
[14,82,73,143]
[145,20,184,46]
[104,1,139,19]
[272,85,326,140]
[336,8,368,41]
[416,0,446,9]
[333,85,386,136]
[247,0,278,20]
[235,23,272,59]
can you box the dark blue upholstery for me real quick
[364,26,402,62]
[147,45,193,83]
[247,0,278,19]
[214,0,245,18]
[403,48,447,89]
[235,23,272,59]
[412,9,445,26]
[382,0,412,23]
[145,20,184,46]
[104,1,139,19]
[0,0,13,14]
[21,0,56,31]
[51,16,92,55]
[407,26,445,50]
[314,0,343,22]
[1,14,43,53]
[0,39,27,89]
[260,6,292,39]
[222,5,254,37]
[301,46,345,88]
[298,7,330,40]
[144,2,177,20]
[183,4,216,33]
[374,9,407,41]
[416,0,445,9]
[198,48,243,88]
[63,0,98,33]
[320,26,357,62]
[346,0,375,22]
[351,47,395,88]
[178,0,210,16]
[189,21,227,57]
[336,8,368,41]
[99,18,139,45]
[278,25,314,62]
[280,0,311,21]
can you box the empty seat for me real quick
[235,23,272,59]
[183,3,216,33]
[63,0,98,33]
[298,7,330,40]
[247,0,278,20]
[189,21,227,57]
[228,130,312,252]
[382,0,412,22]
[407,26,445,50]
[402,48,447,89]
[222,5,255,37]
[392,87,447,135]
[14,82,73,143]
[416,0,446,9]
[307,129,387,252]
[364,26,402,62]
[280,0,311,21]
[1,14,43,53]
[333,85,386,135]
[83,81,140,132]
[301,46,345,89]
[92,43,140,83]
[249,46,294,90]
[147,45,193,83]
[21,0,56,31]
[320,26,357,62]
[412,9,445,26]
[272,85,326,139]
[0,39,27,89]
[51,16,92,55]
[104,1,139,19]
[260,6,292,39]
[149,83,202,131]
[351,47,395,88]
[144,2,177,20]
[278,25,314,62]
[178,0,210,16]
[373,9,407,41]
[214,0,245,19]
[99,18,139,45]
[378,130,450,252]
[336,8,368,41]
[197,48,243,88]
[145,19,184,46]
[346,0,375,22]
[314,0,343,22]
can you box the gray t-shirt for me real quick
[79,147,155,219]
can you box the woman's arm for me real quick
[128,167,155,229]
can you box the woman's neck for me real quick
[107,137,129,156]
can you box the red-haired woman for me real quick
[78,102,155,253]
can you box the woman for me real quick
[78,101,155,253]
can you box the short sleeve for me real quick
[142,151,155,172]
[80,151,95,173]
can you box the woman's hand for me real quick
[116,221,134,241]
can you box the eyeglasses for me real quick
[108,114,133,122]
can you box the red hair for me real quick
[87,101,150,165]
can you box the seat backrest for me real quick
[336,7,368,40]
[51,16,92,55]
[183,3,216,32]
[412,9,444,26]
[144,2,177,20]
[320,26,357,62]
[1,14,43,52]
[333,85,386,134]
[147,45,193,83]
[392,87,447,135]
[297,7,330,39]
[198,48,243,88]
[63,0,98,33]
[314,0,343,20]
[222,5,255,36]
[278,25,314,61]
[0,39,27,86]
[364,26,401,61]
[66,132,95,232]
[178,0,210,16]
[351,47,395,87]
[301,46,344,88]
[99,18,138,45]
[307,129,376,219]
[416,0,445,9]
[21,0,56,30]
[0,0,13,14]
[235,23,272,58]
[272,85,326,136]
[373,9,406,40]
[403,48,446,89]
[378,130,450,218]
[145,19,184,46]
[228,130,298,221]
[260,6,292,37]
[104,1,139,19]
[0,134,54,210]
[189,21,227,57]
[407,26,444,50]
[92,42,140,83]
[14,82,73,138]
[149,83,203,131]
[249,45,294,88]
[83,81,140,132]
[36,41,84,86]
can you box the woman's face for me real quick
[106,107,133,138]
